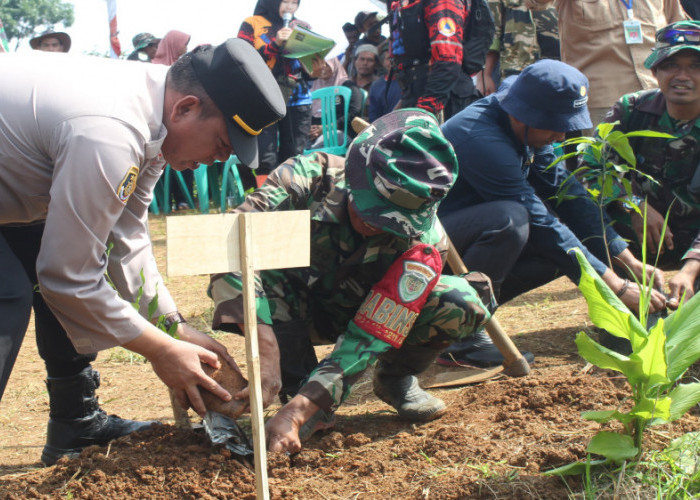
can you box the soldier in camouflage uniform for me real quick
[582,21,700,308]
[477,0,559,95]
[208,109,493,454]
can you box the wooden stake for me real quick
[167,211,310,500]
[239,213,269,500]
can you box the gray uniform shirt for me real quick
[0,52,175,352]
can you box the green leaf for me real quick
[587,431,638,462]
[607,131,636,167]
[663,431,700,474]
[147,282,160,320]
[571,248,647,347]
[630,395,671,421]
[665,292,700,381]
[582,409,635,424]
[561,136,598,146]
[543,458,609,476]
[596,122,615,139]
[668,383,700,422]
[624,130,675,139]
[633,319,669,388]
[576,332,644,381]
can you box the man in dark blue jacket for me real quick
[437,60,668,366]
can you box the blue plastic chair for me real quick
[305,86,353,156]
[219,155,246,212]
[151,166,197,214]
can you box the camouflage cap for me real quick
[132,32,160,51]
[345,108,458,238]
[645,21,700,69]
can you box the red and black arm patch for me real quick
[353,244,442,348]
[425,0,467,64]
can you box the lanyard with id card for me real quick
[621,0,642,44]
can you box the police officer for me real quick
[388,0,479,120]
[208,109,494,454]
[0,39,285,465]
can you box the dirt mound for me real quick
[2,366,695,499]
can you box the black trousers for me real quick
[396,65,479,121]
[256,104,312,175]
[0,224,95,400]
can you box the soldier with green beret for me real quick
[581,20,700,310]
[208,108,493,454]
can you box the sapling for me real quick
[545,124,700,476]
[545,246,700,476]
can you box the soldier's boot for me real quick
[41,366,156,466]
[373,343,446,422]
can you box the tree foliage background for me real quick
[0,0,74,49]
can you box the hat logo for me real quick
[437,18,457,37]
[398,261,437,303]
[580,86,587,97]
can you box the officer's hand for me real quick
[667,260,700,309]
[177,323,239,371]
[631,201,674,255]
[147,337,232,417]
[232,324,282,409]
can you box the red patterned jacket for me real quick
[389,0,470,115]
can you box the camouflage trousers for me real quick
[262,269,494,413]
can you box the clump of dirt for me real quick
[2,365,696,499]
[201,354,248,419]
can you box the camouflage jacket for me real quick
[208,152,456,411]
[488,0,559,79]
[588,89,700,262]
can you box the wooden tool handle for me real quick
[445,236,530,377]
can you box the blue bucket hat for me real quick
[497,60,592,133]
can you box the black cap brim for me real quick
[227,120,258,169]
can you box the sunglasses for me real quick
[657,28,700,47]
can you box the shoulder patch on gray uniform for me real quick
[117,166,139,203]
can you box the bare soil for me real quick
[0,215,697,499]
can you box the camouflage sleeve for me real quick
[488,0,504,52]
[683,235,700,262]
[297,325,392,413]
[208,153,338,330]
[236,152,335,213]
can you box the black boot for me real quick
[373,343,447,422]
[42,366,156,466]
[437,329,535,368]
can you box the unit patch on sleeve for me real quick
[352,244,442,348]
[117,166,139,203]
[437,17,457,37]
